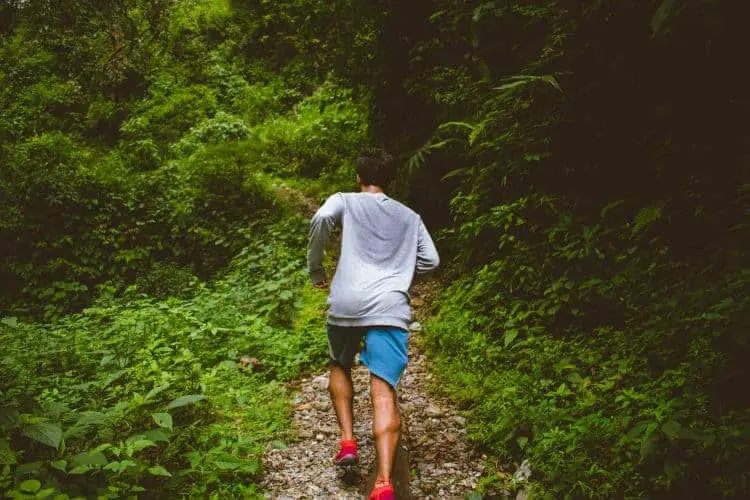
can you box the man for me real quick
[307,147,439,500]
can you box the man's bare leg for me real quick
[329,363,355,440]
[371,375,400,483]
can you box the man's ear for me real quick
[356,174,361,185]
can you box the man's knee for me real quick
[373,410,400,439]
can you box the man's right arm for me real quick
[307,194,344,284]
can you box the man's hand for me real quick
[312,279,330,290]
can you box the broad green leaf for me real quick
[23,423,63,449]
[125,436,157,453]
[69,465,95,475]
[624,422,648,441]
[51,460,67,472]
[152,412,173,431]
[504,329,519,347]
[64,411,105,438]
[640,422,660,461]
[426,138,457,151]
[143,429,171,442]
[632,202,665,235]
[20,479,41,493]
[166,394,206,410]
[145,384,170,402]
[0,316,18,328]
[102,369,127,388]
[428,9,446,22]
[104,459,137,474]
[70,450,108,468]
[495,79,528,92]
[148,465,172,477]
[36,487,57,499]
[441,168,467,182]
[218,360,238,371]
[541,75,562,92]
[438,121,476,131]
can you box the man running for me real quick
[307,148,440,500]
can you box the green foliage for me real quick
[424,192,750,497]
[0,4,366,495]
[0,217,327,497]
[252,79,368,179]
[0,0,369,318]
[121,81,218,169]
[5,0,747,498]
[359,0,750,497]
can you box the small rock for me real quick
[315,433,325,441]
[513,459,532,483]
[409,321,423,332]
[425,404,443,417]
[400,402,415,414]
[452,415,467,426]
[410,297,425,307]
[312,374,328,391]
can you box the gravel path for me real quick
[261,280,486,499]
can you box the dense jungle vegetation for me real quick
[1,0,748,498]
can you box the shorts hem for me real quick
[359,357,401,390]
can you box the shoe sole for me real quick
[333,454,357,466]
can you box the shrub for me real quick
[252,79,367,178]
[424,195,750,498]
[121,81,217,169]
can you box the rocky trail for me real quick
[261,279,487,499]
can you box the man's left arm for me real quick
[307,194,344,285]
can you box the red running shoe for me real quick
[369,480,395,500]
[332,439,357,466]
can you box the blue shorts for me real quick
[326,324,409,389]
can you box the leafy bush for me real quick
[135,262,198,299]
[216,75,299,124]
[173,111,251,157]
[424,195,750,497]
[0,216,328,498]
[121,81,218,169]
[252,79,367,179]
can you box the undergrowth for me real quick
[0,216,330,498]
[423,195,750,498]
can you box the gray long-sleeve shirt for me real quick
[307,192,439,330]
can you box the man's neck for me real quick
[360,184,384,194]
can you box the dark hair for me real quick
[356,147,395,188]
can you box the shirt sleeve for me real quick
[416,218,440,274]
[307,194,345,284]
